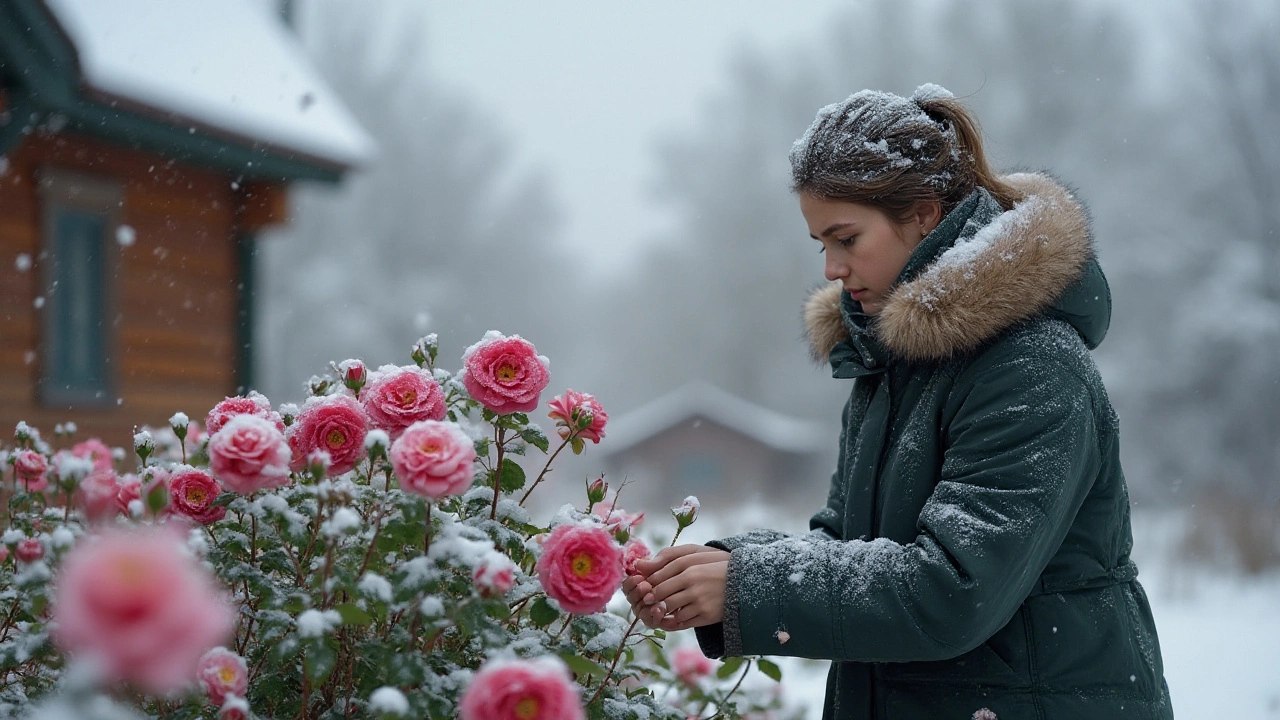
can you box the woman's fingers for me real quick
[644,549,731,588]
[633,544,714,576]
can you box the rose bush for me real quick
[0,332,798,720]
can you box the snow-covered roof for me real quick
[40,0,374,170]
[603,382,826,457]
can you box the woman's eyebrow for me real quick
[811,222,857,240]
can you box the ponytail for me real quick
[913,94,1023,211]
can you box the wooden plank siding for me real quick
[0,131,269,450]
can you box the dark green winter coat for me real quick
[695,174,1173,720]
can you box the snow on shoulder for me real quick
[41,0,374,168]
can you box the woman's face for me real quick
[800,194,933,315]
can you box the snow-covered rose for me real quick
[208,414,291,494]
[458,657,584,720]
[13,449,49,491]
[71,438,114,472]
[287,394,369,476]
[167,468,226,525]
[15,537,43,563]
[197,647,248,706]
[389,420,475,499]
[535,524,624,615]
[547,389,608,443]
[472,555,517,598]
[461,332,550,415]
[205,392,284,436]
[621,539,651,576]
[361,366,447,440]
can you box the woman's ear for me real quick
[915,201,943,236]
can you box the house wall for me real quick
[603,416,824,516]
[0,131,244,449]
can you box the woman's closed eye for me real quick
[816,236,856,253]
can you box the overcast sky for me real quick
[410,1,852,273]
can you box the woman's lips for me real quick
[846,288,869,300]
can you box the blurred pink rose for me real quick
[389,420,475,499]
[71,438,114,472]
[51,525,235,694]
[208,414,291,494]
[473,555,517,598]
[15,537,43,563]
[461,332,550,415]
[672,646,715,685]
[535,524,624,615]
[76,469,121,521]
[197,646,248,706]
[361,366,447,440]
[547,390,608,444]
[621,539,652,577]
[168,468,226,525]
[458,657,584,720]
[206,392,284,436]
[13,449,48,491]
[287,394,368,476]
[0,546,9,564]
[593,499,644,534]
[115,473,142,515]
[218,697,250,720]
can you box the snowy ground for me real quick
[651,506,1280,719]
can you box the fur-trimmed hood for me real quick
[805,173,1107,365]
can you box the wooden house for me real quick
[600,382,832,515]
[0,0,373,448]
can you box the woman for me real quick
[623,86,1173,720]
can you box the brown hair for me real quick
[789,87,1022,222]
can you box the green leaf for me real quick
[474,438,491,457]
[559,653,610,681]
[334,603,374,627]
[145,482,169,514]
[715,656,744,680]
[497,460,527,493]
[482,408,497,423]
[571,437,585,455]
[304,643,337,684]
[757,658,782,682]
[520,425,550,453]
[529,596,560,628]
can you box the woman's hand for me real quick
[621,544,730,630]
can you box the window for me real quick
[38,169,120,406]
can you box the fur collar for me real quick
[804,173,1092,364]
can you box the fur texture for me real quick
[805,173,1092,364]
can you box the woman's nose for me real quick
[824,255,847,282]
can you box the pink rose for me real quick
[473,555,517,598]
[461,332,550,414]
[76,469,121,521]
[389,421,475,499]
[218,697,250,720]
[13,449,49,491]
[672,646,715,685]
[0,545,9,564]
[535,524,624,615]
[361,366,447,439]
[51,525,235,694]
[547,390,608,444]
[459,657,584,720]
[71,438,114,472]
[621,539,652,577]
[197,646,248,706]
[287,394,368,476]
[206,392,284,436]
[208,414,291,494]
[593,499,644,534]
[115,473,142,515]
[168,468,226,525]
[16,537,43,563]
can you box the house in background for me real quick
[601,382,831,515]
[0,0,373,448]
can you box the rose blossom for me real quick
[535,524,624,615]
[205,391,284,436]
[15,537,43,563]
[287,394,368,476]
[71,438,114,472]
[361,365,447,439]
[208,414,291,494]
[168,468,226,525]
[473,555,517,598]
[458,657,584,720]
[76,469,121,521]
[672,646,715,685]
[51,525,235,693]
[13,449,49,491]
[593,498,644,534]
[621,539,652,576]
[388,420,475,498]
[547,390,608,444]
[219,696,250,720]
[0,546,8,564]
[197,647,248,706]
[461,332,550,414]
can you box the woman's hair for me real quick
[789,85,1021,222]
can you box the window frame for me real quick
[36,167,123,408]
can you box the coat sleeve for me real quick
[721,353,1101,661]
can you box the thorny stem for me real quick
[587,617,642,706]
[0,597,23,642]
[699,659,752,720]
[519,433,574,506]
[490,426,506,521]
[357,500,389,578]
